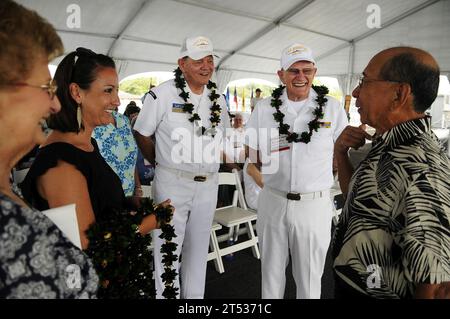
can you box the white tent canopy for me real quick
[19,0,450,92]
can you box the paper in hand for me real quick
[42,203,82,249]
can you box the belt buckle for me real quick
[194,175,207,182]
[286,192,301,201]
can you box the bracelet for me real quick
[134,186,143,196]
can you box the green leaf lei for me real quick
[271,84,329,143]
[85,198,178,299]
[173,67,221,137]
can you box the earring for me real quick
[77,104,83,130]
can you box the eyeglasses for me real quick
[357,75,401,88]
[9,80,58,100]
[286,68,316,76]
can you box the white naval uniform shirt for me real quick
[134,79,230,174]
[245,88,347,194]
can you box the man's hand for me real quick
[415,282,450,299]
[334,125,372,198]
[335,125,372,154]
[134,131,155,166]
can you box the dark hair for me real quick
[0,0,63,85]
[255,88,261,92]
[124,104,141,119]
[379,52,440,113]
[47,47,115,132]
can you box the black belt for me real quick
[286,192,301,201]
[266,187,329,201]
[194,176,207,182]
[158,165,212,182]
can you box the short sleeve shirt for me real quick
[245,88,348,193]
[134,79,230,174]
[332,117,450,298]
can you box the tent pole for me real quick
[345,41,355,95]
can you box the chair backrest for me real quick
[232,169,248,210]
[218,172,236,186]
[218,172,238,207]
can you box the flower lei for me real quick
[139,198,178,299]
[173,67,221,137]
[85,198,178,299]
[271,84,329,143]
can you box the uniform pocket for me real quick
[168,112,189,123]
[309,128,334,156]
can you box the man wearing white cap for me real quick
[134,36,229,299]
[245,43,348,298]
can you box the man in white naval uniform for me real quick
[134,36,229,299]
[245,43,348,299]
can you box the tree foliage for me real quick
[225,83,276,101]
[313,79,343,101]
[120,77,158,96]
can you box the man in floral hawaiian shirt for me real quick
[333,47,450,298]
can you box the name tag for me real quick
[318,121,331,128]
[271,134,290,153]
[172,103,185,113]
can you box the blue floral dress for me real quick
[93,112,138,196]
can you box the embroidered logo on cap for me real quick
[193,37,210,48]
[287,45,308,56]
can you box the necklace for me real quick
[271,84,329,143]
[173,67,221,137]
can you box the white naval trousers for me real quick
[257,187,333,299]
[152,166,219,299]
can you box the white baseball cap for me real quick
[179,36,219,60]
[280,43,316,70]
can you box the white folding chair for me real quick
[207,222,225,273]
[144,183,224,273]
[214,172,260,267]
[232,168,258,238]
[233,168,256,213]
